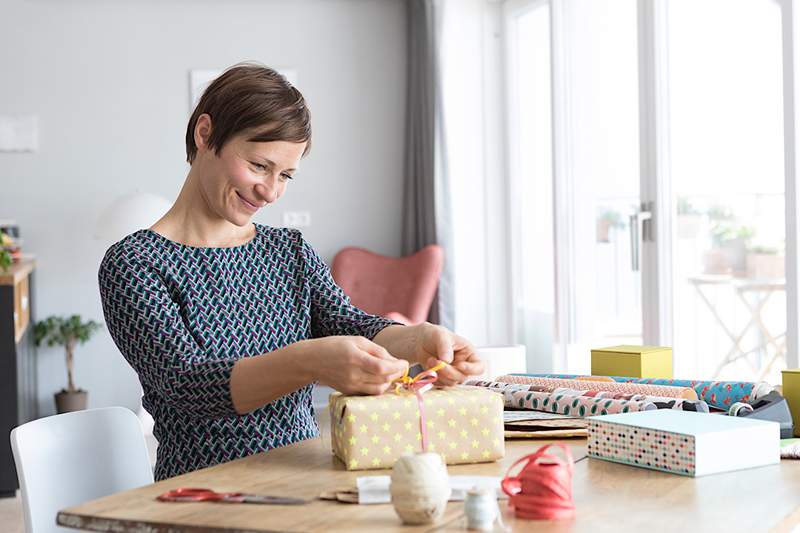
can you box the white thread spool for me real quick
[390,452,451,525]
[464,487,499,531]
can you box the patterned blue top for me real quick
[98,224,395,480]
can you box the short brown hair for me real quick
[185,63,311,164]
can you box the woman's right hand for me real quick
[302,336,409,395]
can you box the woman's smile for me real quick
[235,191,262,213]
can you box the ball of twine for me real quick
[390,452,451,525]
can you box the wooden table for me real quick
[58,428,800,532]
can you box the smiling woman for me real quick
[96,63,484,480]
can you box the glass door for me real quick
[667,0,788,382]
[505,0,642,374]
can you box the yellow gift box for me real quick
[782,369,800,437]
[329,386,505,471]
[591,345,673,379]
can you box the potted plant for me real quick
[746,244,784,280]
[0,248,10,272]
[34,315,103,413]
[0,231,13,272]
[596,209,625,243]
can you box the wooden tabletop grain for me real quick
[56,424,800,533]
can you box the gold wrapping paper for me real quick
[329,386,505,471]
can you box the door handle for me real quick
[629,206,653,272]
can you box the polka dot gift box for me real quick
[329,387,505,471]
[587,410,780,477]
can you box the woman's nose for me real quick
[253,181,279,204]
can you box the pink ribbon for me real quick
[394,362,446,453]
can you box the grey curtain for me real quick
[403,0,454,329]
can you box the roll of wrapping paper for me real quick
[509,389,656,416]
[492,375,698,401]
[550,387,709,413]
[504,374,773,410]
[465,380,708,413]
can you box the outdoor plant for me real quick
[34,315,103,395]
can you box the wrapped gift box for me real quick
[587,410,779,476]
[591,345,673,379]
[329,386,505,471]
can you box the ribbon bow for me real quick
[393,361,447,453]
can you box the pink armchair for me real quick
[331,244,444,325]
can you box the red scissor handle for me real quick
[157,487,243,502]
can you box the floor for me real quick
[0,494,23,533]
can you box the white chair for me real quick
[10,407,154,533]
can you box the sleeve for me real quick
[98,249,239,420]
[297,232,401,340]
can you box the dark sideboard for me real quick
[0,259,37,497]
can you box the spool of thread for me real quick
[729,402,754,417]
[389,452,451,525]
[464,487,499,531]
[501,443,575,520]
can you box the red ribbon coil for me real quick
[501,443,576,520]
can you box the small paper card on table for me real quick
[329,386,505,470]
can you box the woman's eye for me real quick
[281,173,294,182]
[251,163,267,172]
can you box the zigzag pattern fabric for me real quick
[99,224,396,480]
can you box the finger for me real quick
[452,360,485,377]
[358,351,408,377]
[427,356,467,383]
[356,337,395,360]
[359,383,390,396]
[431,329,455,364]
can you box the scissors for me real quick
[157,487,307,505]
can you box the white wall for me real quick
[0,0,407,416]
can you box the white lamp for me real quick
[473,345,527,381]
[94,192,172,243]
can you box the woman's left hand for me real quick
[415,324,484,386]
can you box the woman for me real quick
[98,64,484,480]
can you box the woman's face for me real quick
[194,121,307,227]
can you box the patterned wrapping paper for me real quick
[493,375,699,400]
[551,388,709,413]
[508,373,773,410]
[329,386,505,471]
[508,389,656,416]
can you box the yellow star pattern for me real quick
[334,388,504,471]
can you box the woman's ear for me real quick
[194,114,213,153]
